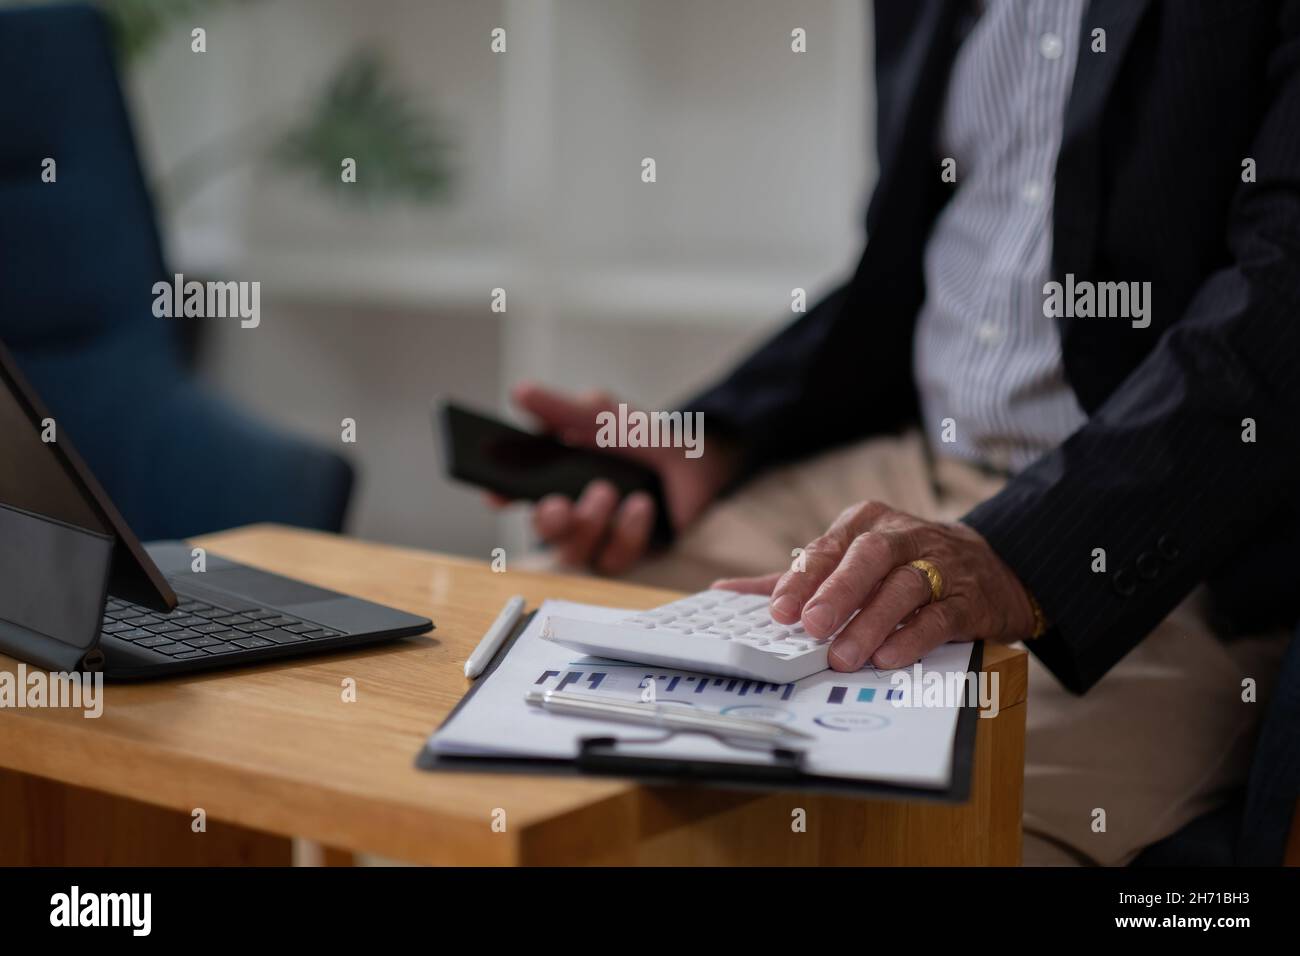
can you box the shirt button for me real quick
[976,321,1005,344]
[1021,180,1045,205]
[1039,33,1064,59]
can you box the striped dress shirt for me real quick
[913,0,1088,473]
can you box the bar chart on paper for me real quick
[535,667,797,701]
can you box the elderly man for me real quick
[502,0,1298,864]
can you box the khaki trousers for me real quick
[613,432,1287,865]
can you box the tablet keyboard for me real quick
[102,597,343,661]
[541,589,848,684]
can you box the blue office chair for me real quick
[1132,627,1300,866]
[0,3,352,539]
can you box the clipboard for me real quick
[416,610,983,803]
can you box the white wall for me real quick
[125,0,874,555]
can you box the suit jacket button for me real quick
[1136,552,1161,580]
[1113,569,1137,596]
[1157,535,1181,560]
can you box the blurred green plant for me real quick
[102,0,254,63]
[2,0,453,208]
[271,50,451,203]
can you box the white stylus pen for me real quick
[464,595,526,678]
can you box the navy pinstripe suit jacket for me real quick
[688,0,1300,692]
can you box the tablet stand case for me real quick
[0,502,113,672]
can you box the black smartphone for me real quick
[436,401,675,547]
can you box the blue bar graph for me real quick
[535,670,606,691]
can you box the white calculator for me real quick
[541,589,847,684]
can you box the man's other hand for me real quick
[489,382,736,574]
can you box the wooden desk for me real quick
[0,525,1027,866]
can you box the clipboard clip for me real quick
[576,734,806,781]
[527,687,809,781]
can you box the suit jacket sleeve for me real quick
[682,273,919,474]
[963,8,1300,693]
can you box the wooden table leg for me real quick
[813,698,1026,865]
[293,839,357,866]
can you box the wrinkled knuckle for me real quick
[857,531,892,565]
[921,524,949,552]
[804,535,840,562]
[834,503,861,526]
[892,529,921,563]
[860,499,889,520]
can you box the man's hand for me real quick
[490,383,738,574]
[714,500,1038,671]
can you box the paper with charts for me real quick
[429,600,976,789]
